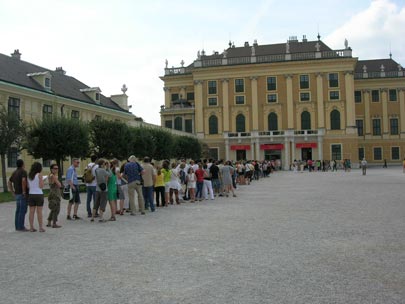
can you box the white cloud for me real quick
[325,0,405,64]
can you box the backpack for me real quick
[83,164,96,183]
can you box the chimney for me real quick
[244,41,250,47]
[302,35,307,42]
[55,67,66,75]
[11,49,21,60]
[110,84,129,111]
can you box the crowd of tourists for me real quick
[7,157,276,232]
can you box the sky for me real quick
[0,0,404,125]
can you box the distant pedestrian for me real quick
[383,159,387,168]
[7,159,28,232]
[361,158,368,176]
[66,158,82,220]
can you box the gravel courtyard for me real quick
[0,168,404,304]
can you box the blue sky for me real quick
[1,0,404,125]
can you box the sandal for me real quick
[120,210,124,215]
[109,217,116,221]
[30,228,37,232]
[39,228,46,232]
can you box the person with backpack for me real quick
[84,155,98,218]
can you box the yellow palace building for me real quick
[160,35,405,169]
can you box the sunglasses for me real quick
[52,167,59,170]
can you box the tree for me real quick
[89,119,132,160]
[0,105,26,192]
[149,128,173,160]
[26,116,89,177]
[172,135,202,160]
[130,127,156,159]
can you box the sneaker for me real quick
[87,214,92,218]
[141,212,146,215]
[73,215,82,220]
[66,215,72,220]
[90,218,94,222]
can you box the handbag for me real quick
[63,185,73,200]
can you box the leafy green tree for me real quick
[130,127,156,158]
[148,128,173,160]
[172,135,202,160]
[0,105,26,192]
[89,119,132,160]
[26,116,89,177]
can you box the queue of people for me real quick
[7,156,246,232]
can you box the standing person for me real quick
[27,162,45,232]
[85,155,98,218]
[168,162,181,205]
[361,158,368,176]
[186,167,196,202]
[46,164,62,228]
[210,161,221,197]
[117,162,127,215]
[221,161,237,197]
[142,156,156,212]
[92,159,111,222]
[124,155,145,215]
[203,164,214,200]
[161,160,171,206]
[66,158,82,220]
[195,163,205,201]
[154,167,165,207]
[7,159,28,232]
[383,159,387,168]
[107,159,118,221]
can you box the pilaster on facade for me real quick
[316,72,325,128]
[362,89,371,135]
[285,74,294,129]
[163,87,171,108]
[399,88,405,134]
[344,71,356,129]
[381,88,389,135]
[194,80,204,134]
[250,76,259,131]
[222,79,230,132]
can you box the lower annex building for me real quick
[160,35,405,169]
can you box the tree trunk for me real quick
[57,158,63,180]
[1,153,8,193]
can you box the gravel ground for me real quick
[0,167,404,304]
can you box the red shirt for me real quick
[195,169,205,182]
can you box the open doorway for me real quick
[301,148,312,161]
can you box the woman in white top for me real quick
[27,162,45,232]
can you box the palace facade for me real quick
[160,36,405,169]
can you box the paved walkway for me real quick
[0,168,404,304]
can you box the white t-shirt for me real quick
[28,173,43,194]
[86,163,99,187]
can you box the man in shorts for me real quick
[66,158,82,220]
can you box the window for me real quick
[390,118,398,135]
[7,147,18,168]
[372,119,381,135]
[171,93,179,101]
[301,111,311,130]
[43,159,52,167]
[389,89,397,101]
[236,114,245,132]
[174,117,182,131]
[356,120,364,136]
[95,92,100,101]
[358,147,364,160]
[355,90,362,103]
[373,147,382,160]
[235,96,245,105]
[329,91,340,100]
[328,73,339,87]
[185,119,193,133]
[187,92,195,101]
[331,144,342,160]
[208,81,217,95]
[208,97,218,106]
[45,77,51,88]
[94,115,102,121]
[300,92,310,102]
[392,147,400,160]
[43,104,53,118]
[299,75,309,89]
[267,94,277,103]
[267,77,277,91]
[235,79,244,93]
[8,97,20,117]
[165,120,172,129]
[209,115,218,134]
[268,113,278,131]
[71,110,80,119]
[330,110,340,130]
[371,90,379,102]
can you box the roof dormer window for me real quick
[45,77,51,88]
[27,71,52,91]
[80,87,102,104]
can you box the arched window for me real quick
[236,114,245,132]
[301,111,311,130]
[330,110,341,130]
[209,115,218,134]
[268,112,278,131]
[174,117,182,131]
